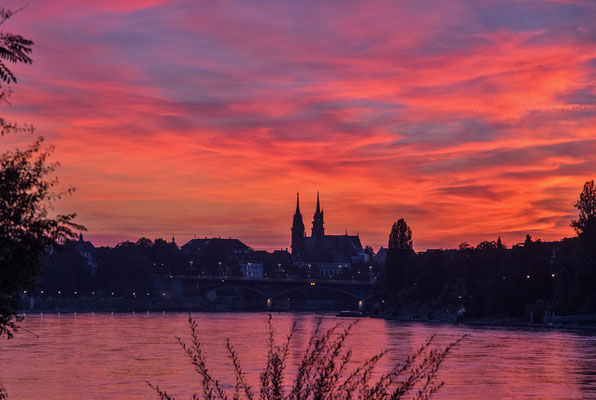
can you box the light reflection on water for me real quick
[1,312,596,399]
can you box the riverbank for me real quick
[21,297,596,331]
[373,310,596,331]
[19,297,345,313]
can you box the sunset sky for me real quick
[2,0,596,251]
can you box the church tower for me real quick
[312,192,325,239]
[291,193,305,257]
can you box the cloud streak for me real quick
[2,0,596,250]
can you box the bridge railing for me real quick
[154,274,375,286]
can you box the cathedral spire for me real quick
[295,192,301,215]
[312,192,325,239]
[291,192,305,257]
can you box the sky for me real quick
[2,0,596,251]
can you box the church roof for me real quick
[182,238,251,255]
[303,234,363,263]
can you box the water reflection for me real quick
[1,313,595,399]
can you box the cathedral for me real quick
[291,193,366,276]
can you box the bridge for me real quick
[153,275,378,311]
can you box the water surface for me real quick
[1,312,596,399]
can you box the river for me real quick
[1,312,596,399]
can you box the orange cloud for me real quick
[2,0,596,250]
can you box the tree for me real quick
[0,7,33,135]
[496,236,505,250]
[388,218,413,250]
[384,219,415,310]
[41,242,94,296]
[571,180,596,239]
[0,140,81,337]
[0,8,80,339]
[95,242,152,297]
[476,240,496,251]
[570,180,596,312]
[458,242,472,251]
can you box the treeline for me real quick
[381,181,596,320]
[37,237,299,298]
[40,238,178,298]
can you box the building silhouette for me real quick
[291,192,366,277]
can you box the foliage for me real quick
[380,180,596,318]
[0,7,33,135]
[571,180,596,239]
[94,242,153,297]
[384,219,415,309]
[388,219,412,251]
[148,314,464,400]
[41,242,94,295]
[0,7,82,338]
[0,139,82,338]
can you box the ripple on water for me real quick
[1,312,595,399]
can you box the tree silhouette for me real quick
[0,7,81,339]
[384,219,414,309]
[0,140,82,338]
[388,218,413,250]
[0,7,33,135]
[571,180,596,239]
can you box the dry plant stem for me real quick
[226,338,254,400]
[148,314,465,400]
[146,382,175,400]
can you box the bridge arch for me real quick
[186,283,270,299]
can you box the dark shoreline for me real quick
[372,312,596,332]
[18,304,596,332]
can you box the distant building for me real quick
[181,237,251,257]
[272,249,291,262]
[72,233,97,275]
[290,193,365,276]
[374,247,387,264]
[240,262,263,279]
